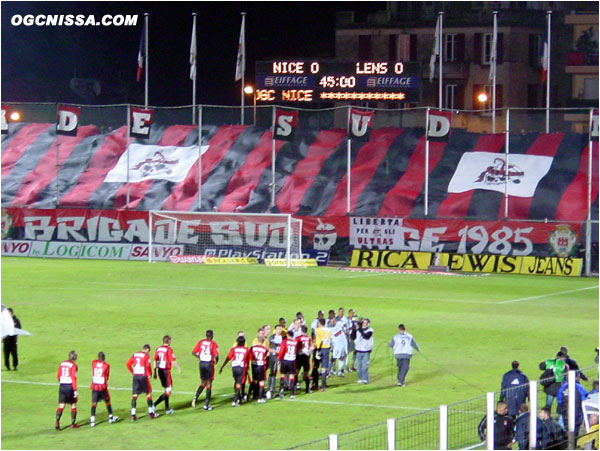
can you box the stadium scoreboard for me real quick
[255,60,421,103]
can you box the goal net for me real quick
[148,211,302,266]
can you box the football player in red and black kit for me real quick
[278,330,299,399]
[296,325,313,394]
[56,350,79,430]
[126,344,158,421]
[191,329,219,410]
[153,335,182,415]
[249,336,269,403]
[219,335,251,407]
[90,352,118,427]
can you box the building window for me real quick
[445,84,457,109]
[445,34,457,62]
[584,77,599,99]
[358,35,372,59]
[482,33,493,64]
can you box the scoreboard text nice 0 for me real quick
[255,60,422,103]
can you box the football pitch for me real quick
[1,258,598,450]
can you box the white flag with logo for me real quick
[104,143,208,183]
[234,15,245,82]
[447,152,553,197]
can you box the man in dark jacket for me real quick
[499,360,529,418]
[559,346,588,381]
[514,403,531,450]
[537,406,567,450]
[478,401,514,450]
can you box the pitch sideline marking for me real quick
[1,379,427,411]
[498,286,598,304]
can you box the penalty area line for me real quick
[2,379,426,411]
[498,286,598,304]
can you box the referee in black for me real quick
[3,308,21,371]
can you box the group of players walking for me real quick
[54,308,368,429]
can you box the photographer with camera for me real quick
[351,318,373,384]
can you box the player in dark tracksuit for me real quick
[478,401,514,450]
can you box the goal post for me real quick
[148,211,302,267]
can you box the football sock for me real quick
[131,398,137,409]
[205,388,212,404]
[258,386,264,400]
[154,394,164,406]
[321,373,327,388]
[197,386,205,399]
[291,379,296,396]
[164,395,170,410]
[56,407,64,422]
[71,408,77,425]
[91,404,97,416]
[234,389,240,403]
[106,403,113,415]
[305,378,310,392]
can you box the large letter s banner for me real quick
[274,109,298,141]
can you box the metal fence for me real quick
[287,366,598,450]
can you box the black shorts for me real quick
[232,366,246,385]
[132,375,151,395]
[92,389,110,404]
[157,368,172,389]
[280,360,297,375]
[296,354,310,374]
[58,384,76,404]
[251,364,266,382]
[199,362,214,381]
[267,354,279,374]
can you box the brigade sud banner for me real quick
[0,208,587,263]
[0,207,348,264]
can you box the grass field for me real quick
[0,258,598,450]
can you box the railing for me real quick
[287,366,598,450]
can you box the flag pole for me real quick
[238,13,246,125]
[346,106,352,214]
[191,13,197,125]
[545,11,552,133]
[271,106,276,207]
[144,13,149,108]
[126,104,131,209]
[424,108,430,216]
[492,11,498,134]
[586,108,593,276]
[438,12,443,110]
[198,105,203,211]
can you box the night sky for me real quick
[1,1,386,106]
